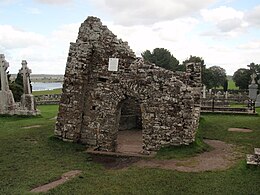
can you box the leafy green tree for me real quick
[207,66,227,89]
[202,68,215,89]
[9,82,23,102]
[142,48,179,71]
[232,68,251,89]
[9,73,24,102]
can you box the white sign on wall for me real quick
[108,58,119,71]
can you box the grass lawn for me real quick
[216,79,239,90]
[228,79,239,90]
[0,105,260,194]
[32,88,62,96]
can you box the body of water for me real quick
[32,82,63,91]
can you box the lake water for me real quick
[32,82,63,91]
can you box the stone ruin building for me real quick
[55,16,201,153]
[0,54,39,116]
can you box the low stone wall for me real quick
[35,94,61,105]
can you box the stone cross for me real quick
[0,54,10,91]
[209,89,212,95]
[251,73,257,84]
[225,91,228,99]
[202,85,206,98]
[19,60,32,94]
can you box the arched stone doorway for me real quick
[116,96,143,154]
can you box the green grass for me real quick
[32,88,62,96]
[229,104,247,108]
[0,105,260,194]
[228,79,239,90]
[216,79,238,90]
[200,109,260,153]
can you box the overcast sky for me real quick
[0,0,260,75]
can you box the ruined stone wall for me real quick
[55,16,201,152]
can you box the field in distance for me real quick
[10,74,64,83]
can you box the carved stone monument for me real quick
[252,73,260,107]
[55,16,202,153]
[0,54,16,114]
[19,60,37,112]
[202,85,206,99]
[255,95,260,107]
[0,54,39,116]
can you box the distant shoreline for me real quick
[32,82,63,92]
[10,74,64,83]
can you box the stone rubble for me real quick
[55,16,202,153]
[247,148,260,166]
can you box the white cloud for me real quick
[201,6,244,22]
[104,17,199,57]
[246,5,260,27]
[0,0,17,5]
[0,23,79,74]
[216,18,242,32]
[200,6,247,37]
[91,0,216,25]
[238,40,260,50]
[35,0,72,5]
[195,44,260,75]
[0,25,47,49]
[26,7,41,15]
[51,23,79,43]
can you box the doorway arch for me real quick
[116,96,143,154]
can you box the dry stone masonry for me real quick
[247,148,260,166]
[55,16,202,153]
[0,54,39,116]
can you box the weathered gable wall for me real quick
[55,16,201,152]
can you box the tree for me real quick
[202,68,215,89]
[9,73,24,102]
[232,68,251,89]
[142,48,179,71]
[207,66,227,89]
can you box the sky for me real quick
[0,0,260,75]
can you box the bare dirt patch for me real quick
[21,125,42,129]
[30,170,82,193]
[90,155,140,170]
[116,130,143,154]
[134,140,240,172]
[90,139,241,172]
[228,128,253,132]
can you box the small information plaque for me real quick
[108,58,119,71]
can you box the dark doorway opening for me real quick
[116,96,143,154]
[119,97,142,131]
